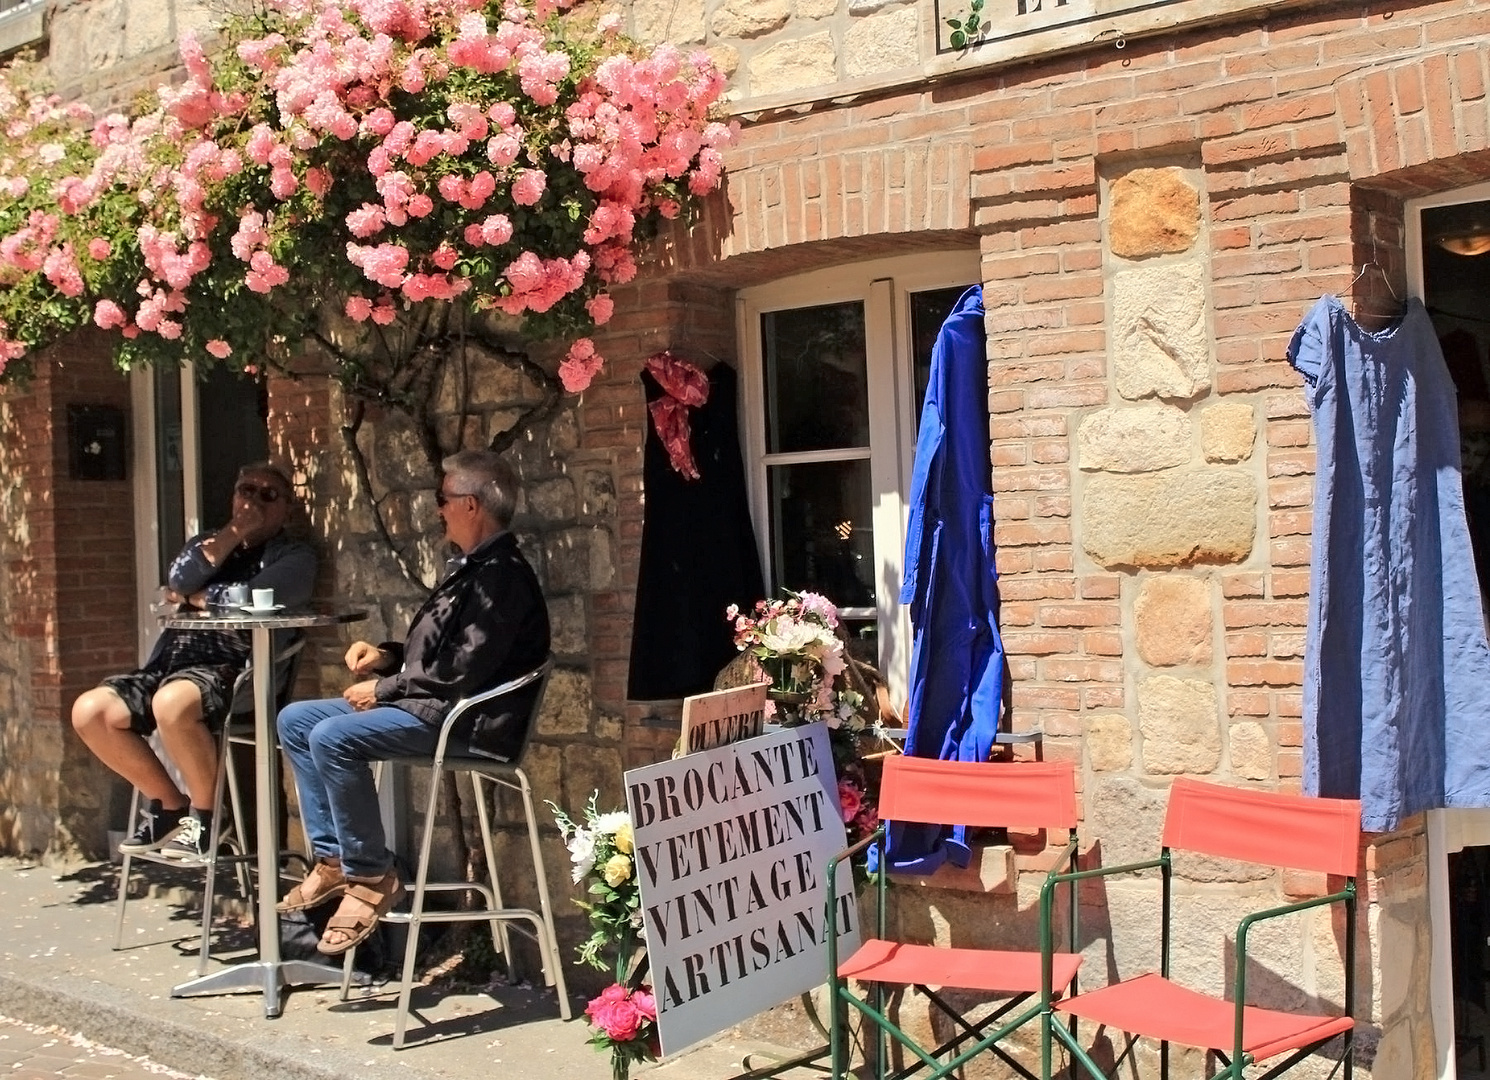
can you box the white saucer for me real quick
[240,604,285,614]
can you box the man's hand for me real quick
[161,588,209,610]
[345,641,388,675]
[228,498,272,548]
[343,679,379,711]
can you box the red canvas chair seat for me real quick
[1049,779,1361,1080]
[841,939,1083,997]
[1057,972,1355,1062]
[825,757,1083,1080]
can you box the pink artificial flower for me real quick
[205,339,232,359]
[837,781,863,824]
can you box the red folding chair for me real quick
[1051,778,1360,1080]
[825,757,1083,1080]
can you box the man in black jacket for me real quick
[275,450,550,956]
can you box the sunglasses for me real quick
[435,489,475,509]
[235,481,283,504]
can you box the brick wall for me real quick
[0,329,135,857]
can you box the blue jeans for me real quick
[276,698,439,878]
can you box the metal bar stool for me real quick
[115,640,305,973]
[340,657,573,1047]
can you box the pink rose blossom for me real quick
[345,296,373,321]
[88,238,111,260]
[205,339,232,358]
[93,300,127,329]
[558,338,603,393]
[511,168,546,206]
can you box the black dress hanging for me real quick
[627,363,765,700]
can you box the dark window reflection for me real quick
[761,301,869,453]
[910,285,976,426]
[767,459,875,608]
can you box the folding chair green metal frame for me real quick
[825,757,1083,1080]
[1049,778,1360,1080]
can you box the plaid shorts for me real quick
[99,663,242,736]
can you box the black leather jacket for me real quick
[372,531,550,757]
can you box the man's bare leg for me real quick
[71,688,186,810]
[152,680,220,811]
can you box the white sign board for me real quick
[680,683,768,754]
[626,724,860,1056]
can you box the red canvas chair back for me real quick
[1160,778,1360,877]
[878,756,1078,831]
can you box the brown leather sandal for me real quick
[316,869,405,956]
[276,857,347,913]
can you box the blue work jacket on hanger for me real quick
[881,284,1005,875]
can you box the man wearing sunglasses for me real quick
[274,450,549,957]
[72,462,317,862]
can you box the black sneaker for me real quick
[117,800,187,855]
[158,809,213,864]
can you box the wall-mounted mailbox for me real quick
[67,404,127,482]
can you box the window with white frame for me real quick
[736,250,983,698]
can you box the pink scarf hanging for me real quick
[645,351,710,480]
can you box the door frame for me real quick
[1407,178,1490,1080]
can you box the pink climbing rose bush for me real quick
[0,0,734,390]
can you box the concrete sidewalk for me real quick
[0,859,824,1080]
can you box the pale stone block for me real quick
[528,477,576,519]
[537,667,592,735]
[1082,470,1257,569]
[547,593,588,655]
[747,34,838,96]
[176,0,224,38]
[589,525,617,589]
[1228,720,1271,780]
[563,744,626,810]
[712,0,790,38]
[1134,575,1212,667]
[1109,167,1201,259]
[1200,400,1257,463]
[1372,1021,1413,1080]
[124,0,173,57]
[543,526,597,591]
[844,8,919,77]
[634,0,707,44]
[1227,720,1275,780]
[1086,714,1133,771]
[1087,778,1168,870]
[1112,263,1211,401]
[580,469,616,517]
[65,0,128,77]
[1078,404,1191,473]
[1138,675,1220,774]
[796,0,838,18]
[371,413,434,491]
[705,43,741,77]
[846,0,892,11]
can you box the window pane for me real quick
[910,285,976,425]
[767,459,875,608]
[761,301,869,453]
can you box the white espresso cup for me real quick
[222,584,250,607]
[251,587,275,610]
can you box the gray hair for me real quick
[441,450,518,527]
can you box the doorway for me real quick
[1410,180,1490,1080]
[130,364,268,659]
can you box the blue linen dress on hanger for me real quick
[882,285,1005,873]
[1287,295,1490,832]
